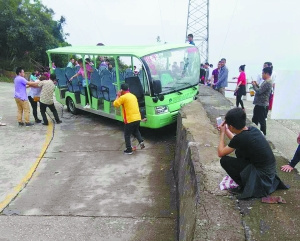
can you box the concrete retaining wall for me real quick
[174,86,244,240]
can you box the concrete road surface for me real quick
[0,82,177,240]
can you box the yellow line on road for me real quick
[0,121,54,212]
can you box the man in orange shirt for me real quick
[113,83,145,154]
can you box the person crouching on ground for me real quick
[218,107,287,199]
[113,83,145,155]
[31,74,62,126]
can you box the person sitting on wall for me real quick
[217,107,288,199]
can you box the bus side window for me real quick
[140,67,150,95]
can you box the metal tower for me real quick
[185,0,209,63]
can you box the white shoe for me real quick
[84,104,90,109]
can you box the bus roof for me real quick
[46,44,195,58]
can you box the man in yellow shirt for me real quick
[113,83,145,154]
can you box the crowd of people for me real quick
[13,67,62,127]
[187,33,300,200]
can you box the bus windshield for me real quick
[142,46,200,94]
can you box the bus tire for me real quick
[66,97,78,115]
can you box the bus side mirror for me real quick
[153,80,162,95]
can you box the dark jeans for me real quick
[28,96,39,121]
[40,102,60,124]
[236,95,244,109]
[124,121,143,150]
[84,87,89,104]
[220,156,250,187]
[252,105,267,135]
[290,145,300,168]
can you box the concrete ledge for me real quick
[174,86,244,240]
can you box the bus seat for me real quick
[65,67,76,80]
[99,68,111,80]
[101,75,116,101]
[98,66,107,75]
[65,67,81,93]
[90,70,102,98]
[125,76,145,107]
[125,68,134,78]
[75,66,80,72]
[67,76,81,93]
[54,68,67,88]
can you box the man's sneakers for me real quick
[84,104,91,109]
[18,122,24,126]
[56,120,62,124]
[35,119,42,123]
[124,148,133,155]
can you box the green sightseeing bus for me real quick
[47,44,200,129]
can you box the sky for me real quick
[41,0,300,80]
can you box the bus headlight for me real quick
[155,106,169,115]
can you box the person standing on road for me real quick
[14,67,38,126]
[113,83,145,155]
[233,65,247,110]
[214,58,228,96]
[217,107,288,199]
[28,71,42,123]
[211,61,221,89]
[187,33,195,46]
[31,74,62,126]
[281,133,300,172]
[251,67,273,135]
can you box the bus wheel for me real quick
[67,97,78,115]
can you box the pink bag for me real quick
[219,175,239,190]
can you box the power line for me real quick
[219,0,239,58]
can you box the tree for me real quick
[0,0,70,70]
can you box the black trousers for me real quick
[220,156,250,187]
[28,96,39,121]
[236,95,244,109]
[40,102,60,124]
[252,105,267,135]
[124,121,143,150]
[84,87,89,104]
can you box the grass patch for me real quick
[0,76,13,83]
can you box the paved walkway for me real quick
[0,82,177,240]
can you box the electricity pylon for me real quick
[185,0,209,63]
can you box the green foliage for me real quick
[0,0,70,71]
[0,76,13,83]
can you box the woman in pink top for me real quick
[233,65,246,110]
[70,58,93,108]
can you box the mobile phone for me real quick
[216,117,222,126]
